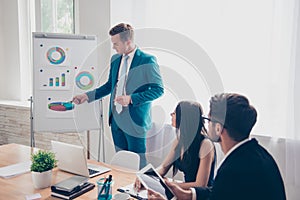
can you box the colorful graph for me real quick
[47,47,66,65]
[48,102,74,111]
[75,71,94,90]
[48,73,66,87]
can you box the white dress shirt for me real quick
[118,47,137,81]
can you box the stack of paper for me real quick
[0,161,32,178]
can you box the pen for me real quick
[117,188,146,200]
[105,175,112,199]
[67,182,89,194]
[98,178,108,197]
[98,175,112,199]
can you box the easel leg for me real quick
[87,130,90,159]
[29,96,35,147]
[98,99,105,162]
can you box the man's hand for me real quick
[148,189,166,200]
[147,180,193,200]
[166,180,193,200]
[72,94,89,104]
[114,95,131,106]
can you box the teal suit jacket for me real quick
[86,48,164,134]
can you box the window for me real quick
[40,0,74,33]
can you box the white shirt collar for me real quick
[123,46,137,59]
[119,47,137,78]
[217,137,250,170]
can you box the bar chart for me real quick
[38,68,72,90]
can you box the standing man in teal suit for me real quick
[73,23,164,168]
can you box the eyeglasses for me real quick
[202,115,225,127]
[202,116,211,122]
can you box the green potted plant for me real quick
[31,150,57,189]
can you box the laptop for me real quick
[51,140,111,178]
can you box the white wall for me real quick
[294,1,300,145]
[110,0,300,140]
[0,0,21,100]
[76,0,115,162]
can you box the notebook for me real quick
[51,175,89,193]
[51,182,95,200]
[51,140,111,178]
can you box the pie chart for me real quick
[48,102,74,111]
[47,47,66,65]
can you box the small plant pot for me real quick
[31,170,52,189]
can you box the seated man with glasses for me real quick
[148,93,286,200]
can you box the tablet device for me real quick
[136,164,175,200]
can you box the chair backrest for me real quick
[110,150,140,171]
[146,123,176,168]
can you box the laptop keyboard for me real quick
[88,168,99,175]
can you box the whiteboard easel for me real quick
[31,32,105,161]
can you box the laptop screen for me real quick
[51,140,110,178]
[51,140,90,177]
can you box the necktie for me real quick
[115,55,129,113]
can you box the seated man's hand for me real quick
[148,188,166,200]
[72,94,88,104]
[165,180,192,200]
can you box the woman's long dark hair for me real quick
[172,101,207,176]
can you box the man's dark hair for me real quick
[209,93,257,141]
[109,23,134,42]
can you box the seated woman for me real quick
[137,101,216,190]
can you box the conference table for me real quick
[0,143,137,199]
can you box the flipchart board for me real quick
[32,32,101,133]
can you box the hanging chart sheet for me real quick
[33,32,100,132]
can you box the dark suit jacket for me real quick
[86,48,164,133]
[195,138,286,200]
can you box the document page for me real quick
[0,161,32,178]
[118,183,148,199]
